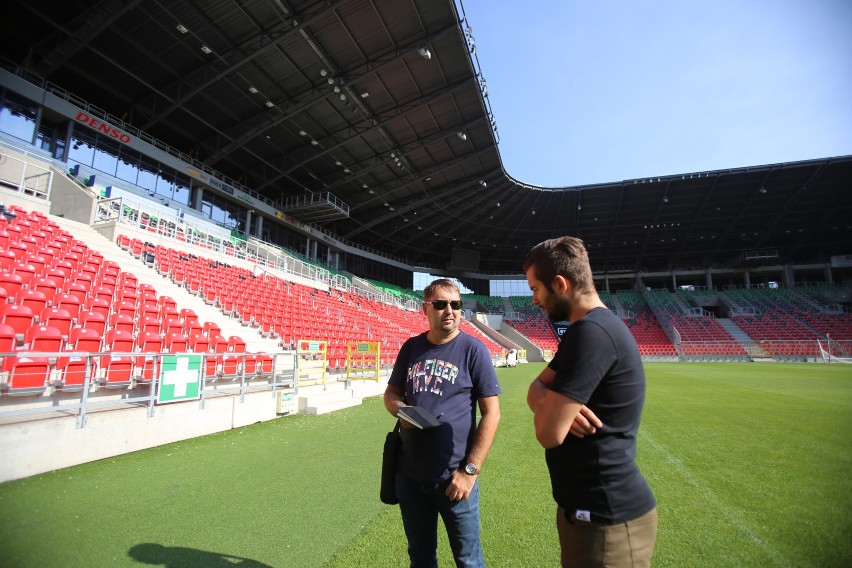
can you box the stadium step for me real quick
[298,382,363,415]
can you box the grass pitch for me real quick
[1,362,850,567]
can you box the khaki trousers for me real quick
[556,506,658,568]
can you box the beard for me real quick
[545,294,571,323]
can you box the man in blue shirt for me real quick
[384,278,501,568]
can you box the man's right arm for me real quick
[383,383,405,417]
[528,366,602,438]
[384,383,417,429]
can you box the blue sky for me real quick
[460,1,852,187]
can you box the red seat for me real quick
[1,304,36,342]
[24,325,64,354]
[186,334,216,380]
[52,293,82,320]
[78,310,107,336]
[249,353,274,376]
[112,299,136,319]
[11,262,37,287]
[161,315,183,337]
[203,322,222,340]
[39,307,74,340]
[101,329,135,388]
[182,319,202,337]
[138,315,161,336]
[227,336,246,352]
[93,286,115,303]
[138,283,157,299]
[164,332,189,353]
[0,323,17,354]
[51,260,74,279]
[28,254,48,274]
[102,260,121,278]
[84,297,111,319]
[15,288,49,314]
[118,272,138,290]
[56,328,102,391]
[1,356,51,396]
[64,280,90,302]
[29,277,60,296]
[134,331,163,384]
[0,272,25,296]
[179,309,198,324]
[158,296,177,311]
[222,336,246,377]
[108,312,135,334]
[0,249,16,271]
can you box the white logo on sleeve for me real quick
[575,509,591,522]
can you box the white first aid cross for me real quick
[157,355,202,403]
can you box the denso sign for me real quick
[75,111,132,143]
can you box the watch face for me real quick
[464,463,477,475]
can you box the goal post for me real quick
[817,337,852,364]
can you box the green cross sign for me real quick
[157,355,202,404]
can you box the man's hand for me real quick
[395,402,417,429]
[384,384,417,428]
[569,405,603,438]
[445,469,477,502]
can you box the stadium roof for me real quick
[2,0,851,276]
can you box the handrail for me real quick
[0,350,297,427]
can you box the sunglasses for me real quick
[429,300,463,310]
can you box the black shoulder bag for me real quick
[380,422,402,505]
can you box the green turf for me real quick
[1,362,850,567]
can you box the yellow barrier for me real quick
[296,339,327,386]
[346,341,381,382]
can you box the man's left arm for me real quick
[445,395,500,501]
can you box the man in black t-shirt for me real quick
[524,236,657,568]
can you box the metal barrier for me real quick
[0,350,297,428]
[295,339,327,387]
[345,341,380,382]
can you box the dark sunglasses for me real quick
[429,300,463,310]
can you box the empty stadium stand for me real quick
[0,204,505,403]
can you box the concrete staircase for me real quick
[717,318,767,359]
[297,375,388,415]
[717,318,752,342]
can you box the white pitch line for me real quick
[640,430,793,568]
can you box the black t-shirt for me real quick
[389,331,501,484]
[545,307,656,523]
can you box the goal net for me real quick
[817,338,852,364]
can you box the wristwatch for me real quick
[463,462,479,475]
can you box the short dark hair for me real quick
[522,236,595,294]
[423,278,460,301]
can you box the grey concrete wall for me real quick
[0,389,284,483]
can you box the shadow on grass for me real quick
[128,543,272,567]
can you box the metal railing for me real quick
[0,350,297,428]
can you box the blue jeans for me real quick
[396,471,485,568]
